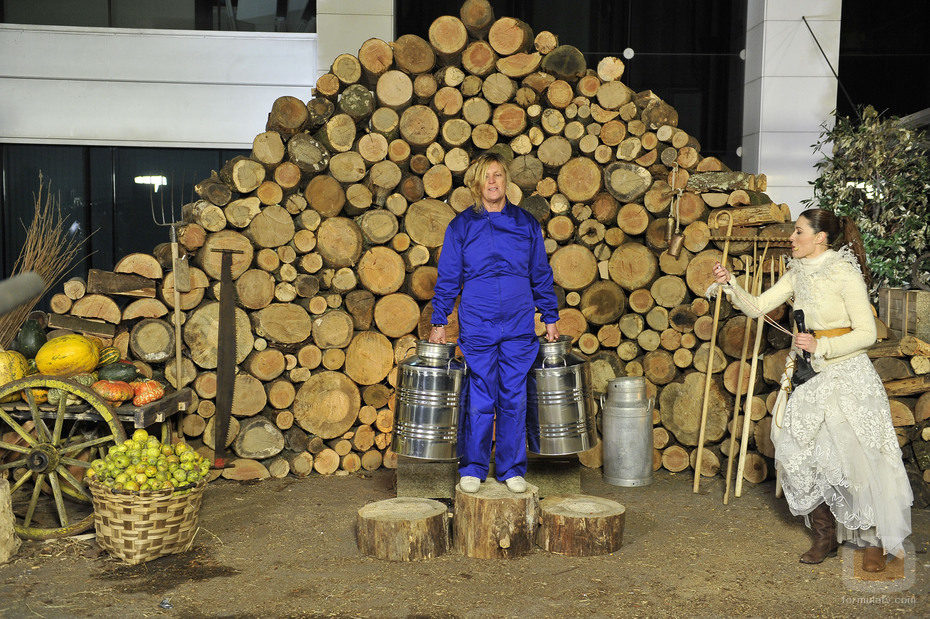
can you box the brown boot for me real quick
[799,503,839,564]
[862,546,886,572]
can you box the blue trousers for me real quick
[458,333,539,481]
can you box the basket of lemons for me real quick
[86,429,211,564]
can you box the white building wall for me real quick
[0,0,398,150]
[742,0,842,216]
[316,0,394,78]
[0,24,318,149]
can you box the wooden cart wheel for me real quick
[0,376,127,540]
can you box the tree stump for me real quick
[1,479,20,563]
[536,495,625,556]
[356,497,449,561]
[453,479,539,559]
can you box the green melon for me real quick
[11,319,47,359]
[97,361,138,382]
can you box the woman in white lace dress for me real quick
[710,208,912,572]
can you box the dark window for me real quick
[837,0,930,118]
[1,0,316,32]
[1,145,88,282]
[0,145,248,280]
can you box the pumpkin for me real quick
[47,372,98,406]
[0,349,29,403]
[97,346,121,367]
[3,349,47,403]
[25,387,49,404]
[46,390,68,406]
[35,334,99,376]
[130,379,165,406]
[92,380,135,406]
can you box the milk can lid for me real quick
[607,376,647,394]
[416,340,456,360]
[537,334,571,357]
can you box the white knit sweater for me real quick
[713,247,876,369]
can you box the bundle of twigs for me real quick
[0,176,88,348]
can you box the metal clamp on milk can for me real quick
[391,341,466,461]
[601,377,655,487]
[527,335,597,455]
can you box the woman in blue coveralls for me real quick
[429,152,561,494]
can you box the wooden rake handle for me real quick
[693,212,733,493]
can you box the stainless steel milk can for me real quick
[602,376,654,486]
[392,341,466,460]
[526,336,597,455]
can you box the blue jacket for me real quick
[432,202,560,344]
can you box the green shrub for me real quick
[805,105,930,292]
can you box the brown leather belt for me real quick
[813,327,852,338]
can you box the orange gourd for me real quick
[91,380,135,406]
[130,379,165,406]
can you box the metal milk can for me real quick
[601,376,654,487]
[391,341,466,460]
[526,336,597,455]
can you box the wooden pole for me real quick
[722,245,755,504]
[774,256,786,500]
[170,225,185,395]
[1,478,21,563]
[735,242,770,496]
[693,212,733,493]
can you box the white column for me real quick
[316,0,394,79]
[742,0,842,217]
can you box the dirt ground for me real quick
[1,468,927,618]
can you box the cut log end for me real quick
[536,495,625,556]
[453,479,539,559]
[356,497,449,561]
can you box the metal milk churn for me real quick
[602,377,654,486]
[527,336,597,455]
[391,341,466,460]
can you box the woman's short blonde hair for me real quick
[468,152,510,213]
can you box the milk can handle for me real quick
[598,394,654,411]
[542,355,566,368]
[448,355,467,374]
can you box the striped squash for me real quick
[97,346,121,367]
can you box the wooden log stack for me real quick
[34,0,930,496]
[867,335,930,506]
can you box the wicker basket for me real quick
[88,479,207,565]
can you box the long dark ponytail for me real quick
[798,208,872,286]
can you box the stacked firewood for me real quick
[37,0,928,489]
[867,336,930,505]
[47,258,397,479]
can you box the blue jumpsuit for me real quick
[431,202,559,481]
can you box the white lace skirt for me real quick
[771,353,913,557]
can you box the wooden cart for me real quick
[0,376,192,540]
